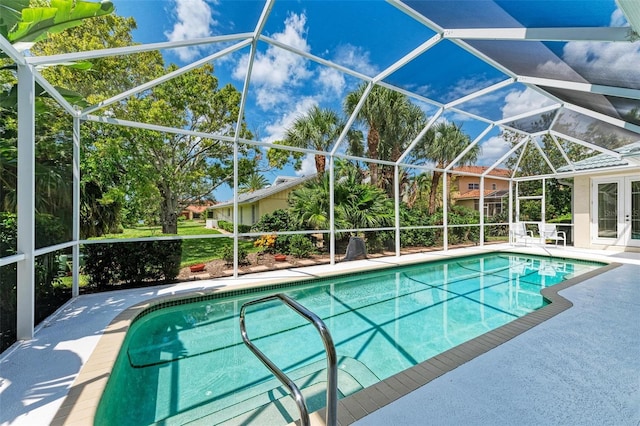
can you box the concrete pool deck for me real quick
[1,245,639,425]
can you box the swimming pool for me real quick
[95,253,604,425]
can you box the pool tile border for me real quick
[51,255,618,425]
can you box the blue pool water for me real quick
[96,253,604,425]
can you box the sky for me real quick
[107,0,633,202]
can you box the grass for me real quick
[94,220,221,239]
[90,220,257,267]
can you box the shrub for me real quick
[218,220,251,233]
[288,234,316,258]
[218,220,233,232]
[251,209,296,232]
[221,244,248,265]
[84,240,182,289]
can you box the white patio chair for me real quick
[537,223,566,247]
[509,222,534,246]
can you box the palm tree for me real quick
[283,106,343,176]
[423,122,478,214]
[239,173,268,193]
[344,83,427,195]
[289,162,393,234]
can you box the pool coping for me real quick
[50,255,619,425]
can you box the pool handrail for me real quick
[239,293,338,426]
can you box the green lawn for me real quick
[91,220,256,267]
[95,220,221,239]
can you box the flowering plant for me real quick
[254,234,277,254]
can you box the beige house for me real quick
[208,175,316,227]
[561,143,640,252]
[451,166,511,217]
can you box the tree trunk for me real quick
[314,154,326,176]
[428,171,442,215]
[159,185,179,234]
[367,124,379,187]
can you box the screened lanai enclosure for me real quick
[2,0,640,352]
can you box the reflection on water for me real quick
[97,253,603,425]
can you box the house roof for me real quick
[450,166,511,177]
[456,189,509,200]
[556,142,640,172]
[210,174,317,208]
[182,204,211,214]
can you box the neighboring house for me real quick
[180,202,214,220]
[451,166,511,217]
[208,175,316,227]
[558,142,640,251]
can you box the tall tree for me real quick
[274,105,343,177]
[344,83,427,196]
[32,15,256,235]
[239,172,268,193]
[117,63,255,234]
[0,0,114,235]
[419,122,477,214]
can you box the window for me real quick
[492,183,497,190]
[468,183,479,190]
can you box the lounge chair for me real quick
[537,223,566,247]
[509,222,533,246]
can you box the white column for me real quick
[394,165,400,256]
[541,177,546,224]
[479,175,485,246]
[443,171,448,251]
[16,64,36,340]
[329,156,335,264]
[72,116,81,297]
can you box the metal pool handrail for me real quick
[239,293,338,426]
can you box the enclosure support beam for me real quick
[394,165,401,257]
[72,116,81,297]
[16,65,36,340]
[443,171,448,251]
[480,176,485,246]
[329,157,336,264]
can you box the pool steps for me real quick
[153,356,379,425]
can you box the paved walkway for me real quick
[1,245,639,425]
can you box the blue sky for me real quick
[108,0,632,201]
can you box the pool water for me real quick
[96,253,603,425]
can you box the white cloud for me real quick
[233,13,313,110]
[165,0,217,62]
[332,44,379,77]
[501,87,556,119]
[535,9,639,88]
[478,136,510,166]
[263,97,318,143]
[317,67,345,97]
[233,14,311,92]
[610,8,628,27]
[296,154,318,176]
[562,41,640,85]
[234,13,375,111]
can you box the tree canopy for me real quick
[31,14,256,235]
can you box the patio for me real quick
[1,245,638,425]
